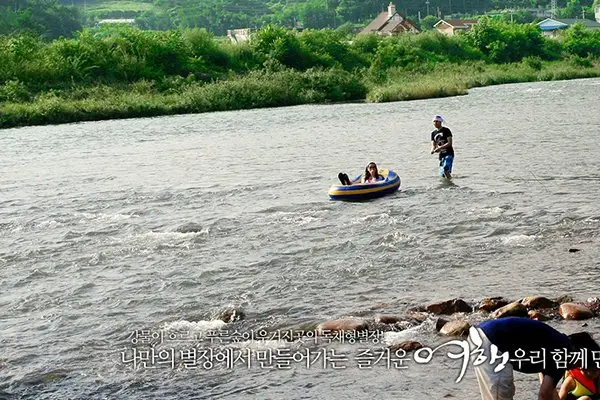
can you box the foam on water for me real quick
[500,234,538,246]
[162,319,227,333]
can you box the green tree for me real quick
[0,0,82,39]
[350,32,379,57]
[420,15,440,31]
[335,0,382,22]
[299,28,367,69]
[560,0,594,17]
[498,10,536,23]
[252,24,310,69]
[464,17,545,62]
[561,22,600,57]
[300,0,336,29]
[136,10,174,30]
[0,6,21,35]
[336,0,360,21]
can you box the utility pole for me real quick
[425,0,430,16]
[551,0,556,18]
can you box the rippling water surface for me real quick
[1,78,600,399]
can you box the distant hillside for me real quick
[3,0,595,38]
[58,0,569,34]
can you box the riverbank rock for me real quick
[491,302,528,319]
[370,315,418,332]
[585,298,600,315]
[554,295,574,304]
[435,317,450,332]
[559,303,594,320]
[316,318,368,335]
[375,315,402,324]
[425,299,472,315]
[478,297,510,312]
[389,340,423,352]
[521,296,557,310]
[439,320,470,337]
[217,308,245,323]
[406,311,429,323]
[528,310,551,321]
[175,223,203,233]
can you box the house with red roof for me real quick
[360,3,420,35]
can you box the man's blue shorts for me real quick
[439,155,454,177]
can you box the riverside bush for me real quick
[523,56,543,70]
[0,67,366,128]
[1,23,600,128]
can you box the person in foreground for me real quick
[558,367,600,400]
[338,162,384,185]
[467,317,600,400]
[430,114,454,179]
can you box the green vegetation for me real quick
[366,59,600,102]
[0,68,366,127]
[83,0,155,12]
[0,0,82,40]
[1,18,599,129]
[0,0,597,38]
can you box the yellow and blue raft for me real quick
[328,168,401,201]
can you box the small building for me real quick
[536,18,600,36]
[98,19,136,25]
[433,19,479,36]
[227,28,252,43]
[360,3,420,35]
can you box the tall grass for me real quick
[365,59,600,103]
[0,68,366,128]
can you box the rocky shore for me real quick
[214,295,600,351]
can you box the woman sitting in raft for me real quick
[559,368,600,400]
[338,162,384,186]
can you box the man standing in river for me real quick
[430,115,454,179]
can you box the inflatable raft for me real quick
[328,169,401,201]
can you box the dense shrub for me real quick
[464,18,546,63]
[560,23,600,58]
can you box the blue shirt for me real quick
[479,317,572,384]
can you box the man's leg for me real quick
[442,155,453,179]
[468,327,515,400]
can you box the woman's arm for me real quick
[557,375,575,400]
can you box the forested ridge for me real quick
[1,0,598,38]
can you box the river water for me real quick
[1,78,599,399]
